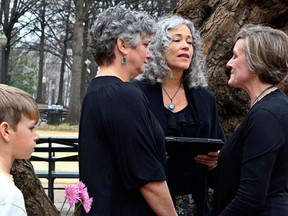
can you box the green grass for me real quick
[37,123,79,131]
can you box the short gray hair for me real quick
[142,15,208,88]
[88,6,156,66]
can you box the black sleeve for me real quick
[102,84,166,190]
[220,109,284,215]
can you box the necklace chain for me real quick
[251,85,275,107]
[162,84,182,110]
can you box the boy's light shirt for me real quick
[0,173,27,216]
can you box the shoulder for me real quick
[0,174,24,198]
[186,86,216,102]
[0,175,26,213]
[190,86,214,96]
[130,78,143,87]
[131,78,161,94]
[253,90,288,116]
[85,77,142,100]
[116,82,144,100]
[131,78,152,90]
[251,90,288,125]
[102,82,148,110]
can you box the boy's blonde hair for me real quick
[0,84,39,130]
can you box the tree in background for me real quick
[66,0,181,124]
[34,0,47,103]
[54,0,73,106]
[174,0,288,137]
[65,0,93,124]
[9,51,38,94]
[1,0,180,124]
[0,0,37,84]
[6,1,288,214]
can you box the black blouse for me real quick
[166,105,195,137]
[132,79,226,216]
[165,105,206,196]
[79,76,167,215]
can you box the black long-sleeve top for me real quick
[211,89,288,216]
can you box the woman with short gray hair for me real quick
[79,6,177,216]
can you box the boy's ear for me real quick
[0,122,11,142]
[116,38,128,55]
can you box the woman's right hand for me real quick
[194,151,219,170]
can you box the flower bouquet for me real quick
[60,181,93,215]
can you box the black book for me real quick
[165,136,224,157]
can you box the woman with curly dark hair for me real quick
[133,15,226,216]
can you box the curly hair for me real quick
[236,24,288,85]
[88,6,156,66]
[142,15,208,88]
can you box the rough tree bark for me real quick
[11,160,59,216]
[174,0,288,138]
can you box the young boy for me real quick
[0,84,39,215]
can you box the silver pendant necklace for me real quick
[162,84,182,111]
[250,85,275,107]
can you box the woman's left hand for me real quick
[194,151,219,171]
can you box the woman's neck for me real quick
[163,68,184,87]
[163,76,182,88]
[96,65,128,81]
[250,84,277,107]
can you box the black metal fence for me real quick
[30,137,79,202]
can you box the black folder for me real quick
[165,136,224,156]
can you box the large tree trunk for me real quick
[174,0,288,138]
[36,0,46,103]
[11,160,59,216]
[65,0,84,124]
[65,0,93,124]
[11,1,287,214]
[57,0,72,106]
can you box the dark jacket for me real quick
[132,79,226,216]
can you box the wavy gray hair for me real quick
[142,15,208,88]
[88,6,156,66]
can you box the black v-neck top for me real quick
[166,105,194,137]
[132,79,226,216]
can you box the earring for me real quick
[121,56,127,64]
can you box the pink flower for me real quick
[60,181,93,214]
[76,181,93,213]
[83,197,93,213]
[76,181,89,200]
[64,184,80,207]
